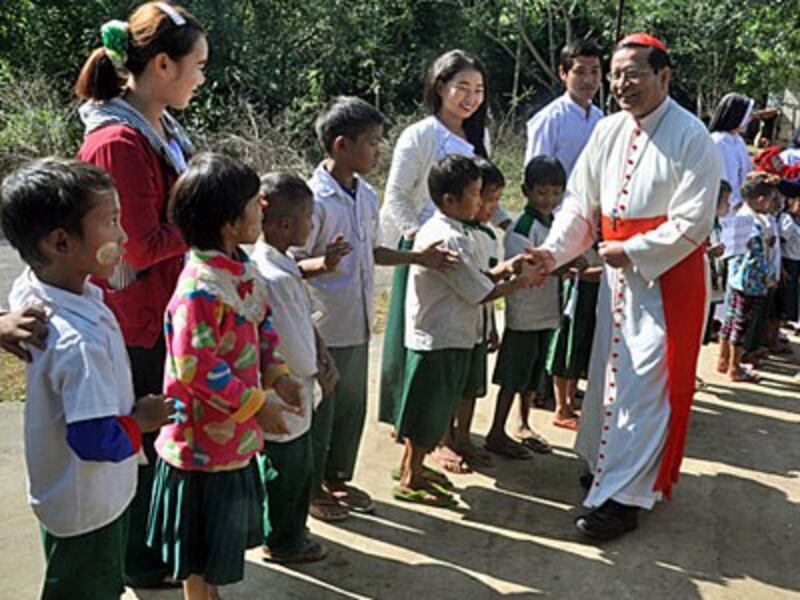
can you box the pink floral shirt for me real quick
[155,249,289,471]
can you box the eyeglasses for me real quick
[606,68,651,84]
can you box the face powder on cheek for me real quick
[96,241,123,266]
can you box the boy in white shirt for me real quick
[252,172,328,564]
[396,155,538,507]
[1,158,172,598]
[294,96,456,519]
[487,156,566,459]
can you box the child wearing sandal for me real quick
[251,172,327,564]
[449,157,505,469]
[394,155,538,507]
[486,156,565,459]
[3,158,173,599]
[718,173,777,382]
[294,96,456,520]
[146,154,302,600]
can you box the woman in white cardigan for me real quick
[379,49,507,475]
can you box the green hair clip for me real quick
[101,20,129,68]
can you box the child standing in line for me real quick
[448,157,505,469]
[778,190,800,329]
[146,154,302,600]
[704,180,732,344]
[395,155,539,507]
[251,173,327,564]
[486,156,566,459]
[718,173,777,382]
[295,96,456,521]
[2,158,173,599]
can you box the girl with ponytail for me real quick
[75,1,206,590]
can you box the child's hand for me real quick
[134,394,175,433]
[255,399,289,435]
[274,375,304,414]
[487,330,500,353]
[415,240,460,270]
[708,242,725,258]
[324,234,353,272]
[0,303,49,362]
[518,261,549,288]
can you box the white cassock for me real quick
[541,97,722,509]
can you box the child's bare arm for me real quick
[374,240,459,270]
[0,303,49,361]
[297,234,352,279]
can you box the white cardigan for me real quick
[380,116,505,247]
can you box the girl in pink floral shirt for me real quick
[147,153,301,599]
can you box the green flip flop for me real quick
[390,466,454,489]
[392,485,458,508]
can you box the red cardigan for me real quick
[79,124,187,348]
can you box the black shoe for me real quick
[579,472,593,490]
[574,500,638,540]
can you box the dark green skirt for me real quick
[146,459,264,586]
[395,348,471,449]
[547,279,599,379]
[464,342,488,398]
[378,237,414,424]
[40,510,128,600]
[492,329,553,393]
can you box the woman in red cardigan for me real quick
[75,1,207,588]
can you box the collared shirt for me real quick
[503,207,561,331]
[9,269,137,537]
[525,93,603,175]
[251,240,320,441]
[405,211,494,350]
[293,163,380,347]
[780,212,800,260]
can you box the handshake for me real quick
[504,247,557,288]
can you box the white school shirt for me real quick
[405,211,494,351]
[780,213,800,260]
[503,207,561,331]
[292,164,380,348]
[472,224,500,342]
[9,269,137,537]
[380,116,508,247]
[524,93,603,175]
[711,131,752,211]
[541,97,721,509]
[251,240,321,441]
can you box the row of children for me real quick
[714,172,800,382]
[1,85,599,597]
[0,2,604,597]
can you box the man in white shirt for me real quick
[527,34,721,540]
[524,39,604,176]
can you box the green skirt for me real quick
[40,511,128,600]
[464,342,488,398]
[395,348,471,449]
[492,329,553,393]
[146,459,264,586]
[378,237,414,424]
[547,279,599,379]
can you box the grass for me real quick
[0,352,26,402]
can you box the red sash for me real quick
[601,215,706,499]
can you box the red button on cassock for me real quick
[604,425,609,431]
[606,411,612,417]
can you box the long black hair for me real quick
[708,93,752,133]
[423,50,489,158]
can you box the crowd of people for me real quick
[0,2,798,599]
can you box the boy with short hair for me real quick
[1,158,172,598]
[525,39,604,175]
[295,96,456,520]
[447,157,505,469]
[487,155,566,459]
[251,172,327,563]
[395,155,539,507]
